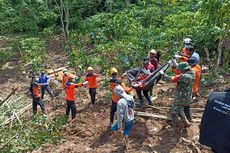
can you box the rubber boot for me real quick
[148,101,153,106]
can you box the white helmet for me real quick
[35,78,39,83]
[183,38,192,45]
[149,49,157,55]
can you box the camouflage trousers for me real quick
[170,102,192,123]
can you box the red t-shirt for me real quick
[146,63,155,73]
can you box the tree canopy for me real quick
[0,0,229,72]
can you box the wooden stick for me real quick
[135,111,201,123]
[7,95,24,105]
[1,103,31,126]
[10,113,14,129]
[13,112,22,125]
[1,93,17,107]
[143,105,204,111]
[0,135,16,150]
[135,111,169,120]
[134,102,163,111]
[143,104,164,111]
[0,88,18,107]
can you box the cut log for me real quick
[47,67,67,75]
[144,104,164,111]
[135,103,204,111]
[135,111,201,123]
[135,111,170,120]
[0,88,18,107]
[153,106,204,111]
[134,102,163,111]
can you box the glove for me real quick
[167,60,173,65]
[83,81,88,86]
[174,55,182,59]
[168,59,178,67]
[132,83,139,88]
[159,70,164,75]
[172,59,178,67]
[121,72,127,78]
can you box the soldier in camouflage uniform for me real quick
[160,62,195,127]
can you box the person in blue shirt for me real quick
[38,70,53,100]
[183,38,200,64]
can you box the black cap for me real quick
[185,45,194,52]
[143,57,149,63]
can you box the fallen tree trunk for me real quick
[0,88,17,107]
[135,102,163,111]
[135,111,201,123]
[143,105,204,111]
[47,67,67,75]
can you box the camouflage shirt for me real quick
[164,70,195,105]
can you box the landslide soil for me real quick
[1,36,229,153]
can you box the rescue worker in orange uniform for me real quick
[62,69,76,90]
[177,46,192,62]
[109,67,133,127]
[62,69,70,90]
[187,57,201,98]
[85,67,97,105]
[176,39,200,64]
[29,78,45,114]
[65,76,88,120]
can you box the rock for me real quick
[85,147,91,151]
[152,127,159,132]
[83,131,93,137]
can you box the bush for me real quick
[18,37,46,71]
[0,115,66,153]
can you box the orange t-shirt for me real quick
[109,78,133,103]
[85,73,97,88]
[33,85,41,98]
[190,65,201,93]
[65,82,83,101]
